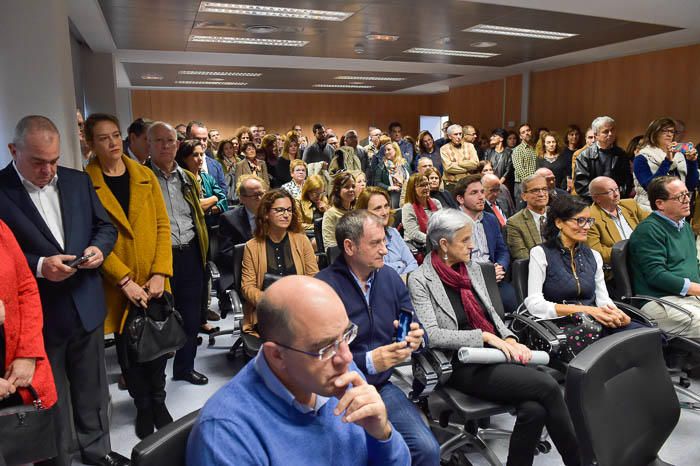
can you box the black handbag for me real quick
[125,291,187,363]
[513,312,603,363]
[0,385,56,465]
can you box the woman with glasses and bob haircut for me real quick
[241,189,318,338]
[634,117,698,211]
[524,194,642,336]
[407,208,582,466]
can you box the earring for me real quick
[444,253,449,261]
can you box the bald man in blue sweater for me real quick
[186,276,410,466]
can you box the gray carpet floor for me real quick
[92,299,700,465]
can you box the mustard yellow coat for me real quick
[86,155,173,334]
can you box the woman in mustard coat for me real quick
[84,113,173,439]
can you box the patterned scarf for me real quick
[431,251,495,333]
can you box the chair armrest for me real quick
[506,313,565,355]
[411,348,453,400]
[207,260,221,281]
[227,289,243,318]
[613,300,656,327]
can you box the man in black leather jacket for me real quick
[574,116,633,202]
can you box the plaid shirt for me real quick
[512,142,537,182]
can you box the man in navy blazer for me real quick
[186,120,227,195]
[316,210,440,466]
[0,116,124,466]
[454,175,517,313]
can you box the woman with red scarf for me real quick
[407,209,581,466]
[401,173,441,251]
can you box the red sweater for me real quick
[0,220,57,407]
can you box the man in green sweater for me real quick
[629,176,700,340]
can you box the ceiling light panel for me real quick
[366,33,399,41]
[189,35,308,47]
[335,75,405,81]
[175,81,248,86]
[199,2,353,22]
[404,48,498,58]
[312,84,375,89]
[464,24,577,40]
[140,73,164,80]
[178,70,262,77]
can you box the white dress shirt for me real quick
[13,162,64,277]
[524,245,613,319]
[529,209,546,237]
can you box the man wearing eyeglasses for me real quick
[629,176,700,340]
[506,174,550,260]
[187,275,411,465]
[587,177,649,277]
[217,175,267,315]
[316,210,440,466]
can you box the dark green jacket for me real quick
[629,213,700,298]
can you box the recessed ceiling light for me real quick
[206,78,226,82]
[404,47,498,58]
[199,2,353,22]
[335,75,405,81]
[348,81,364,85]
[366,33,399,42]
[464,24,577,40]
[178,70,263,77]
[189,35,308,47]
[246,25,279,34]
[470,41,497,48]
[141,73,164,80]
[175,81,248,86]
[312,84,375,89]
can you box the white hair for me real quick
[147,121,176,141]
[426,208,474,250]
[591,116,615,135]
[446,124,462,136]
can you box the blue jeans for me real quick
[379,382,440,466]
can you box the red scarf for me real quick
[430,251,495,333]
[413,198,438,233]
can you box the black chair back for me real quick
[610,240,633,301]
[565,328,679,466]
[131,410,200,466]
[232,243,246,293]
[477,262,505,319]
[511,259,529,305]
[208,224,220,262]
[326,245,341,264]
[314,217,325,253]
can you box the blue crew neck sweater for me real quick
[186,357,410,466]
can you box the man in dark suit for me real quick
[454,175,517,313]
[186,120,227,196]
[0,116,124,466]
[482,173,514,227]
[217,174,266,312]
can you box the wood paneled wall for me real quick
[529,44,700,147]
[130,90,441,140]
[441,75,522,133]
[130,44,699,146]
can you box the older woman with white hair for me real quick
[407,208,581,466]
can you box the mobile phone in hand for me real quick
[65,252,95,268]
[395,309,413,342]
[672,142,694,155]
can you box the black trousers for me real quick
[171,242,205,376]
[114,334,167,410]
[41,322,111,466]
[449,363,581,466]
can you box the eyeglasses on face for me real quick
[271,207,294,216]
[272,323,358,361]
[525,187,548,194]
[661,128,677,135]
[668,191,691,203]
[592,187,620,196]
[567,217,596,228]
[242,192,265,199]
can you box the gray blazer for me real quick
[407,253,515,358]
